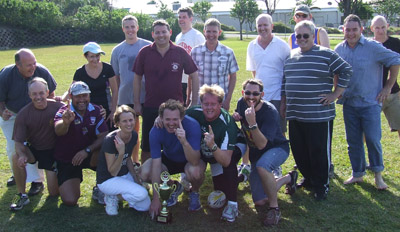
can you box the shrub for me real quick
[221,24,235,31]
[323,26,341,34]
[273,22,292,33]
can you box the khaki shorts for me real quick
[382,92,400,131]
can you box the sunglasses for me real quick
[295,14,308,19]
[244,91,261,96]
[295,33,310,39]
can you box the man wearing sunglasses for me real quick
[288,4,330,49]
[233,79,296,226]
[283,20,352,200]
[335,14,400,190]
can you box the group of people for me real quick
[1,4,400,227]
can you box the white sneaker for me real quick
[221,203,238,222]
[104,195,119,216]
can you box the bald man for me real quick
[0,49,57,193]
[371,15,400,140]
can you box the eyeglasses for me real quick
[295,33,310,39]
[244,91,261,96]
[295,14,308,19]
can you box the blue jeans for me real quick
[249,147,289,202]
[343,104,384,177]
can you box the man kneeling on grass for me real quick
[10,77,64,210]
[233,79,297,226]
[139,99,203,220]
[54,81,108,206]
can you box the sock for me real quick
[228,201,237,207]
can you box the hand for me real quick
[204,125,215,149]
[134,104,142,116]
[376,87,390,103]
[153,116,163,128]
[62,100,75,124]
[175,121,187,144]
[99,105,106,120]
[149,198,161,220]
[232,112,242,121]
[1,109,12,121]
[17,156,28,169]
[71,150,88,166]
[222,100,230,111]
[319,92,338,106]
[114,132,125,155]
[244,102,256,126]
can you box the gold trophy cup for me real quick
[153,171,176,224]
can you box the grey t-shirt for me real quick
[110,39,151,105]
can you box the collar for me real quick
[201,41,221,53]
[150,40,175,50]
[345,35,365,48]
[70,103,95,120]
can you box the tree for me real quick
[231,0,247,40]
[156,0,175,20]
[297,0,321,10]
[192,0,212,22]
[353,1,373,20]
[336,0,362,20]
[246,0,261,32]
[374,0,400,24]
[263,0,279,16]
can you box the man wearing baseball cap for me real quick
[288,4,330,49]
[54,81,108,206]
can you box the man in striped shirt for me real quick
[283,21,352,200]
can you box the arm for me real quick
[176,121,200,166]
[54,106,75,136]
[245,104,268,150]
[0,102,12,121]
[319,87,345,106]
[150,158,162,218]
[318,28,330,48]
[251,71,256,78]
[107,76,119,121]
[105,133,125,176]
[204,125,233,167]
[71,131,107,166]
[188,71,199,107]
[133,73,143,115]
[15,141,30,169]
[377,64,400,103]
[222,73,237,111]
[115,75,120,88]
[186,76,192,106]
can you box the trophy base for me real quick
[156,213,172,224]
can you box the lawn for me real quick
[0,37,399,232]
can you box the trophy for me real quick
[153,171,176,224]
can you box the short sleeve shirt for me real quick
[150,116,201,163]
[0,64,57,113]
[96,130,138,184]
[185,106,238,164]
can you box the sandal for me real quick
[285,170,298,195]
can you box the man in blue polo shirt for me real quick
[139,99,202,219]
[54,81,108,206]
[0,48,57,193]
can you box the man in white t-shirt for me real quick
[245,14,290,179]
[175,7,205,106]
[111,15,151,165]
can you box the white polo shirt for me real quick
[246,35,290,101]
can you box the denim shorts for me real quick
[249,147,289,202]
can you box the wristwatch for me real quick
[210,143,218,152]
[85,147,92,154]
[249,123,258,130]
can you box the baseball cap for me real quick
[295,5,311,15]
[69,81,91,96]
[83,42,105,55]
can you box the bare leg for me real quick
[276,174,291,191]
[141,151,151,164]
[374,172,388,190]
[12,154,27,194]
[132,117,140,164]
[45,170,59,196]
[185,160,206,192]
[59,178,81,206]
[257,167,278,208]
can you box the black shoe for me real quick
[297,178,312,190]
[285,170,298,195]
[10,193,30,211]
[7,176,16,187]
[28,182,44,196]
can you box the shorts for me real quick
[382,92,400,131]
[270,100,287,133]
[55,155,93,186]
[161,152,187,175]
[249,147,289,202]
[141,107,159,152]
[27,144,56,171]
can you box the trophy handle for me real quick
[153,182,160,197]
[171,183,176,193]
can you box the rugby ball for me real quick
[207,190,226,209]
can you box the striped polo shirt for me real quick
[283,45,352,122]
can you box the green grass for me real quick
[0,38,400,231]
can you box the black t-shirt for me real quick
[382,36,400,94]
[73,62,115,111]
[96,130,138,184]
